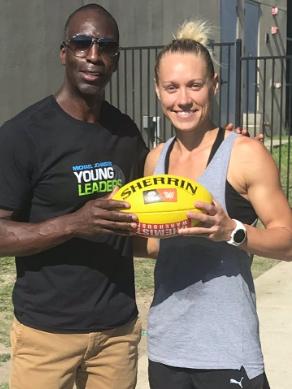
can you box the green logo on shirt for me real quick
[72,161,123,196]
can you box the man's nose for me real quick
[86,42,103,62]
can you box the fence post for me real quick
[235,39,242,127]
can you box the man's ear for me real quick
[60,45,66,65]
[112,52,120,73]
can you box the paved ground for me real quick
[255,261,292,389]
[136,260,292,389]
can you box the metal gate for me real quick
[105,41,292,201]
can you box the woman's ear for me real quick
[213,73,219,95]
[155,81,161,100]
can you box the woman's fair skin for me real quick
[144,50,292,260]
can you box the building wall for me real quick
[0,0,82,123]
[0,0,287,127]
[233,0,286,55]
[0,0,220,124]
[258,0,287,56]
[254,0,287,134]
[93,0,221,46]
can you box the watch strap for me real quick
[227,219,247,246]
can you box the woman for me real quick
[144,20,292,389]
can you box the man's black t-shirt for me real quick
[0,95,149,332]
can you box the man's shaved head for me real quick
[64,3,119,42]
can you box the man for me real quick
[0,4,148,389]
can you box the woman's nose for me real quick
[177,89,193,108]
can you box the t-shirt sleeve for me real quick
[0,122,35,211]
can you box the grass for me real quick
[134,255,278,294]
[0,254,280,386]
[251,256,278,279]
[0,354,10,364]
[0,255,279,320]
[0,257,14,349]
[134,258,156,294]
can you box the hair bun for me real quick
[174,20,211,46]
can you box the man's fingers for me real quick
[93,197,131,210]
[225,123,234,132]
[255,133,264,142]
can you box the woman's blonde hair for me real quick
[155,19,215,81]
[175,20,211,46]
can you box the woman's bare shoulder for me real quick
[232,133,271,161]
[230,133,279,184]
[144,142,166,175]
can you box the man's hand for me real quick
[71,196,138,238]
[225,123,264,142]
[0,194,138,257]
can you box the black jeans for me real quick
[148,360,270,389]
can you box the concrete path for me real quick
[136,260,292,389]
[256,261,292,389]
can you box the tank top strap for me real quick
[154,136,176,174]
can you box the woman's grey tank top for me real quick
[148,133,264,379]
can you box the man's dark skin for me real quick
[0,8,138,257]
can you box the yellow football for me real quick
[112,174,213,237]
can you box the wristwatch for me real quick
[227,219,247,246]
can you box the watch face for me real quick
[234,229,246,243]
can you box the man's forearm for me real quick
[0,214,76,257]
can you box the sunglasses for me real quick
[62,34,119,58]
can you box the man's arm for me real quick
[0,197,138,257]
[133,236,159,259]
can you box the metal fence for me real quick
[240,51,292,201]
[105,41,239,147]
[106,45,167,148]
[105,39,292,201]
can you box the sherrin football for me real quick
[112,174,213,237]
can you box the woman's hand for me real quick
[177,200,236,242]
